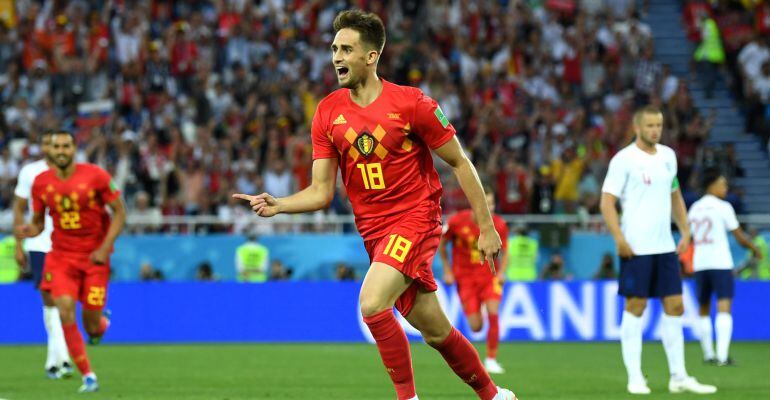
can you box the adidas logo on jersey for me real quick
[333,114,347,125]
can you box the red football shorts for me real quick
[40,250,110,311]
[364,223,443,317]
[456,276,503,315]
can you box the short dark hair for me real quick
[701,167,723,192]
[50,129,75,139]
[333,10,386,53]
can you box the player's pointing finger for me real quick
[232,193,255,202]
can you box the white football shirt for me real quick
[688,194,739,271]
[13,159,53,252]
[602,143,678,255]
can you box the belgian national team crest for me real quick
[355,131,376,157]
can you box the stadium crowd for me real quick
[0,0,746,234]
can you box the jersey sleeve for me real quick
[13,166,31,199]
[723,203,740,231]
[601,154,626,197]
[669,148,680,193]
[411,91,456,150]
[311,103,337,160]
[96,167,121,204]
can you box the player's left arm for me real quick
[671,186,691,255]
[91,196,126,265]
[434,137,501,273]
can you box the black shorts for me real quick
[29,251,47,289]
[695,269,734,305]
[618,252,682,298]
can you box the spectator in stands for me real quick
[129,191,162,234]
[335,263,357,281]
[593,252,617,280]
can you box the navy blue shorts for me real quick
[695,269,734,305]
[29,251,47,289]
[618,252,682,298]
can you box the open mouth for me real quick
[336,66,349,79]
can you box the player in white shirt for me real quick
[13,131,73,379]
[688,169,760,366]
[600,106,716,395]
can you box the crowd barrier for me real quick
[1,281,769,344]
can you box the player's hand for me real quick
[752,246,762,260]
[90,246,110,265]
[616,238,635,259]
[675,234,691,255]
[496,271,507,283]
[443,270,455,286]
[478,227,502,275]
[14,224,36,239]
[232,193,280,217]
[15,245,27,270]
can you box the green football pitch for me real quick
[1,342,769,399]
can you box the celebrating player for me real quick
[17,131,126,393]
[600,106,716,395]
[12,130,73,379]
[688,169,760,366]
[439,188,508,374]
[234,9,516,400]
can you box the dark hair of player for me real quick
[50,129,75,140]
[701,167,723,192]
[333,9,386,53]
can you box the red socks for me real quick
[363,309,416,400]
[433,328,498,400]
[62,323,92,376]
[487,313,500,360]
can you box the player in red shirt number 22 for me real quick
[17,131,126,393]
[234,10,517,400]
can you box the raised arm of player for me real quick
[600,193,635,259]
[434,137,501,274]
[91,197,127,265]
[732,228,762,259]
[233,157,338,217]
[671,188,691,255]
[12,196,30,269]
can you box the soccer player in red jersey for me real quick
[439,189,509,374]
[17,131,126,393]
[234,10,517,400]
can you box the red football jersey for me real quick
[444,210,509,279]
[32,163,121,254]
[311,79,456,240]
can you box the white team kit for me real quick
[15,159,54,253]
[602,143,678,255]
[688,194,739,271]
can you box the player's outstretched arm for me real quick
[600,192,635,258]
[434,137,501,273]
[233,157,338,216]
[91,197,127,265]
[671,188,691,254]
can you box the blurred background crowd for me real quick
[0,0,766,234]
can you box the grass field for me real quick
[1,342,769,399]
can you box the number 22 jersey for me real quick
[32,163,121,254]
[311,79,456,240]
